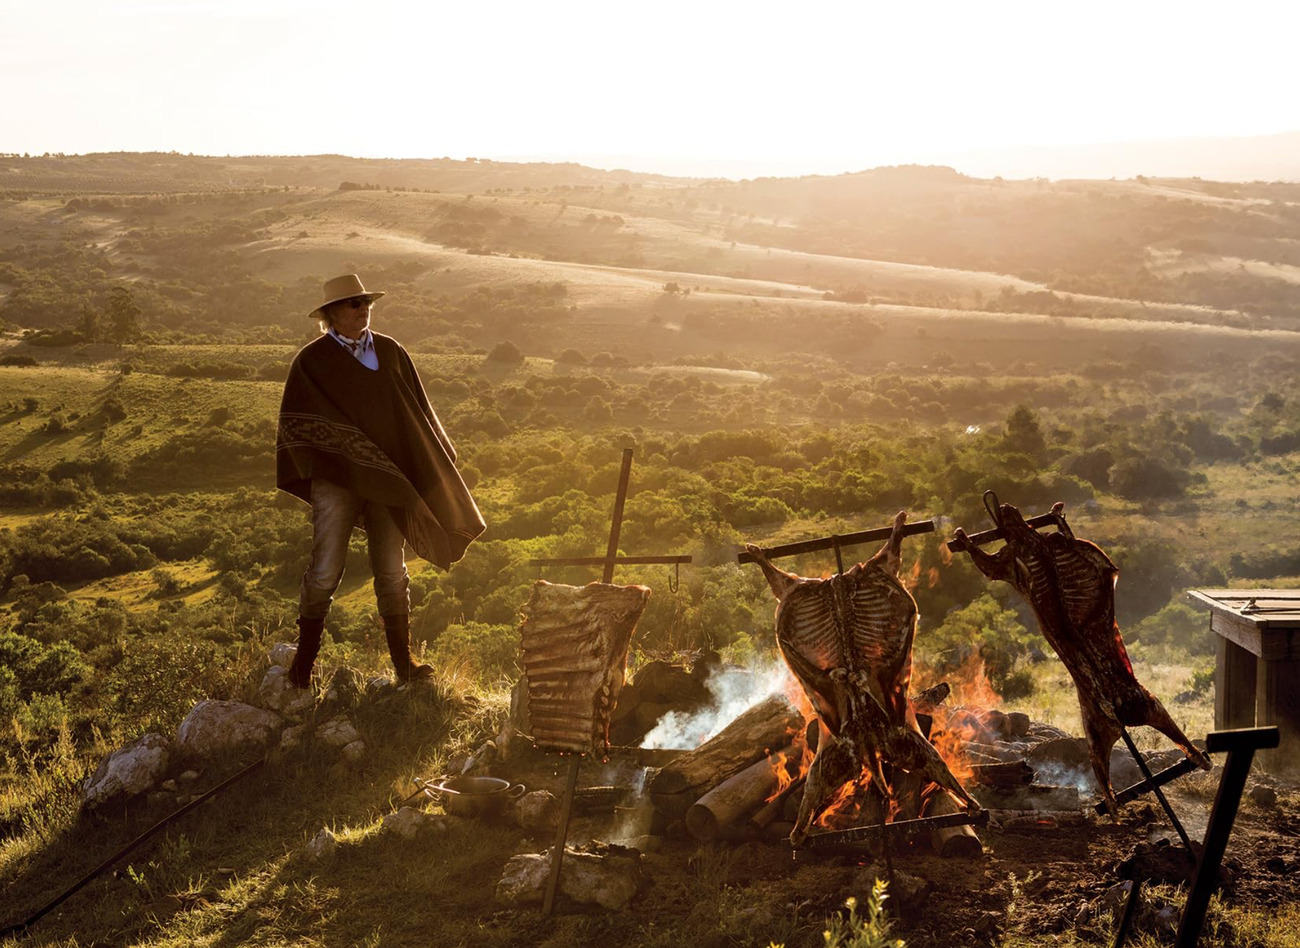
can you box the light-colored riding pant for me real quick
[299,478,409,619]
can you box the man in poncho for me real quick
[276,274,485,686]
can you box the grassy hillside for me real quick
[2,153,1300,946]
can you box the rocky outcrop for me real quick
[268,642,298,668]
[176,700,283,761]
[515,790,558,833]
[82,732,172,810]
[256,666,316,719]
[306,827,339,860]
[316,717,360,748]
[382,806,450,839]
[496,843,643,910]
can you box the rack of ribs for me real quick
[519,580,651,754]
[747,511,980,845]
[951,500,1211,812]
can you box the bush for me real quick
[0,354,37,367]
[1129,600,1211,653]
[486,341,524,364]
[917,593,1036,697]
[1108,455,1188,500]
[0,632,89,700]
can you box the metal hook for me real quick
[667,561,680,594]
[982,490,1002,528]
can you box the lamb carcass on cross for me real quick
[951,501,1211,813]
[748,511,980,845]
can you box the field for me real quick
[2,152,1300,946]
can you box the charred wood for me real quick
[648,693,803,797]
[971,760,1035,789]
[926,788,983,859]
[686,749,792,841]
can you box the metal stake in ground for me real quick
[529,447,692,917]
[1175,726,1279,948]
[1119,727,1195,854]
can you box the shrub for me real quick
[917,593,1036,697]
[1108,455,1188,500]
[486,341,525,364]
[0,354,37,367]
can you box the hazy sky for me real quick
[5,0,1299,177]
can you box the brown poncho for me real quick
[276,332,485,569]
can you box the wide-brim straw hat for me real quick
[308,273,385,319]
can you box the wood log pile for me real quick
[622,673,1194,850]
[505,656,1196,855]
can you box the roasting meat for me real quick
[519,581,651,754]
[951,501,1211,812]
[748,512,980,845]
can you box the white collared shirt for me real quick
[328,327,379,371]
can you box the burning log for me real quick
[971,760,1035,789]
[911,682,951,714]
[686,747,795,841]
[926,788,984,858]
[973,784,1082,812]
[648,693,803,798]
[750,775,806,831]
[961,740,1030,763]
[994,811,1088,830]
[572,786,634,814]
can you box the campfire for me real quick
[480,456,1225,934]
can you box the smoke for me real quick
[1029,758,1098,793]
[609,767,653,842]
[639,661,794,750]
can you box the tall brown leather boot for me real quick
[287,616,325,688]
[383,614,433,683]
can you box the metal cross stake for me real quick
[527,447,692,916]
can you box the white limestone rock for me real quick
[316,717,360,748]
[515,790,558,833]
[256,666,315,719]
[496,844,643,910]
[82,732,172,811]
[176,700,283,761]
[306,827,338,860]
[341,740,366,765]
[268,642,298,668]
[383,806,439,840]
[279,724,309,753]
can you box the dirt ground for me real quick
[500,750,1300,946]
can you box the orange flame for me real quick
[939,543,953,567]
[929,724,975,786]
[926,567,941,589]
[766,750,792,802]
[945,652,1002,709]
[814,765,878,829]
[902,558,923,591]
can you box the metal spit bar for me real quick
[944,512,1058,552]
[801,809,990,848]
[736,519,936,565]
